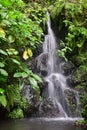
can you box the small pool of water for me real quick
[0,118,86,130]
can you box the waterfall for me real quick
[36,12,81,118]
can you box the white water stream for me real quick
[37,12,81,118]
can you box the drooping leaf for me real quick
[0,27,6,38]
[23,50,29,60]
[0,94,7,107]
[31,73,43,83]
[0,69,8,76]
[11,58,20,65]
[19,80,24,90]
[27,48,33,57]
[29,77,39,92]
[0,49,7,56]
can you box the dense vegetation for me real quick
[0,0,46,119]
[0,0,87,122]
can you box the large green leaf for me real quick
[31,73,43,83]
[0,62,5,68]
[13,72,22,78]
[29,77,39,92]
[23,68,32,74]
[0,69,8,76]
[22,72,28,78]
[0,94,7,107]
[0,49,7,56]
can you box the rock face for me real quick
[35,53,48,76]
[22,84,40,117]
[38,98,60,117]
[64,89,81,117]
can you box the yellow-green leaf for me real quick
[23,50,29,60]
[27,48,33,57]
[0,27,6,38]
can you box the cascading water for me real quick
[36,12,81,118]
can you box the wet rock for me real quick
[39,81,48,97]
[22,85,40,117]
[67,65,87,88]
[61,61,76,76]
[64,89,81,117]
[38,98,60,117]
[35,53,48,76]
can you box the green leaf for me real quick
[0,69,8,76]
[0,49,7,56]
[13,72,22,78]
[0,62,5,68]
[77,43,83,48]
[27,48,33,57]
[29,77,39,92]
[8,35,15,43]
[24,68,32,74]
[0,88,5,94]
[11,58,20,65]
[7,49,18,55]
[0,94,7,107]
[0,27,6,38]
[31,73,43,83]
[22,72,28,78]
[19,80,24,90]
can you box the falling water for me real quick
[37,12,81,118]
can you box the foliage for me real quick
[9,108,24,119]
[0,0,46,118]
[0,88,7,107]
[49,0,87,58]
[13,68,43,93]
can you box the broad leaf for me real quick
[13,72,22,78]
[0,69,8,76]
[0,94,7,107]
[22,72,28,78]
[29,77,39,92]
[24,68,32,74]
[0,62,5,68]
[0,49,7,56]
[31,73,43,83]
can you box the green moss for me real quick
[9,108,24,119]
